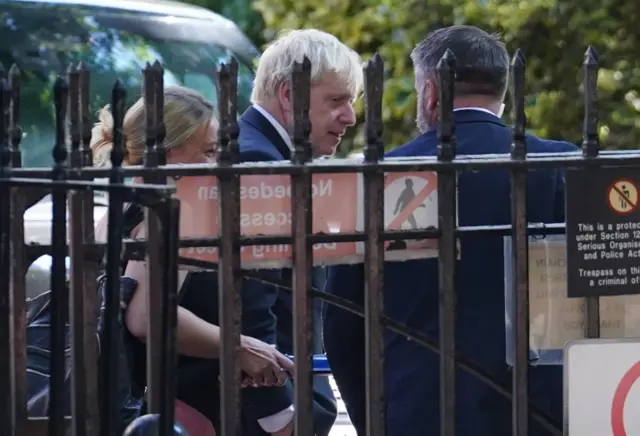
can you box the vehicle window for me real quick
[184,73,217,105]
[0,3,255,167]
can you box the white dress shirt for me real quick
[253,104,295,152]
[453,104,505,117]
[254,104,336,159]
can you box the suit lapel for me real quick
[240,106,292,160]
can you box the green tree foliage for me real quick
[181,0,266,47]
[2,2,256,166]
[0,4,158,165]
[251,0,640,153]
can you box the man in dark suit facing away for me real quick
[236,28,363,436]
[323,25,578,436]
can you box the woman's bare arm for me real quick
[95,214,293,381]
[124,260,222,359]
[95,215,223,359]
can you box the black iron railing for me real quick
[0,45,617,436]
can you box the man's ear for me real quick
[426,79,438,112]
[276,81,292,112]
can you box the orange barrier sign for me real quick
[177,171,439,269]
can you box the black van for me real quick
[1,0,260,167]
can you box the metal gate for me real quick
[0,45,614,436]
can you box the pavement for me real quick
[328,377,357,436]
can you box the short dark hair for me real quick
[410,25,510,98]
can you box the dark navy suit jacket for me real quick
[323,110,578,436]
[237,106,338,436]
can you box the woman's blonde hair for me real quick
[90,85,214,167]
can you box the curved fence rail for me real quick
[0,45,622,436]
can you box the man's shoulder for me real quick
[238,116,266,145]
[238,140,282,162]
[525,133,579,154]
[385,131,578,158]
[238,117,283,162]
[384,132,438,158]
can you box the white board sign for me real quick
[565,338,640,435]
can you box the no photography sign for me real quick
[565,338,640,435]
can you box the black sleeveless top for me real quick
[125,269,281,424]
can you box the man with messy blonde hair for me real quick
[245,28,362,158]
[237,28,363,436]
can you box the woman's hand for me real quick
[238,335,294,387]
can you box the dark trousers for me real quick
[241,375,337,436]
[242,267,338,436]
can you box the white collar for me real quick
[453,104,505,117]
[252,105,505,157]
[252,104,294,152]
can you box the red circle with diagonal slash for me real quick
[607,179,638,215]
[611,360,640,435]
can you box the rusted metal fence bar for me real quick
[7,63,27,436]
[159,197,180,434]
[48,77,69,436]
[66,64,89,436]
[291,57,313,434]
[436,49,458,436]
[216,60,243,436]
[77,61,101,436]
[0,44,628,436]
[24,222,569,262]
[509,49,530,436]
[79,64,93,168]
[99,80,127,436]
[290,56,315,436]
[67,62,100,436]
[141,61,179,436]
[581,47,601,339]
[141,63,171,431]
[0,75,13,434]
[18,223,569,277]
[12,149,640,180]
[7,65,21,169]
[362,53,386,436]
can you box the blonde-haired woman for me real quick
[93,86,293,433]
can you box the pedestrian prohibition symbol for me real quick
[607,179,638,215]
[384,172,438,231]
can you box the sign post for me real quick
[565,169,640,297]
[564,338,640,436]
